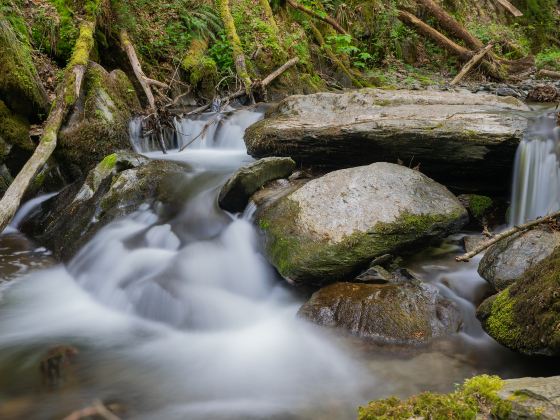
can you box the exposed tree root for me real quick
[0,20,96,233]
[286,0,348,35]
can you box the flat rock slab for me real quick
[245,88,529,193]
[500,376,560,419]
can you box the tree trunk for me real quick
[216,0,252,96]
[0,21,96,233]
[286,0,348,35]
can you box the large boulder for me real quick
[298,281,462,345]
[0,18,49,121]
[22,151,191,260]
[257,162,468,285]
[244,89,529,193]
[477,247,560,356]
[218,157,296,213]
[56,62,141,178]
[478,228,560,291]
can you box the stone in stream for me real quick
[218,157,296,213]
[298,281,462,345]
[477,247,560,356]
[244,88,529,193]
[478,228,560,291]
[256,162,468,285]
[22,151,192,260]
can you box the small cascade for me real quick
[509,112,560,225]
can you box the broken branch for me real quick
[494,0,523,17]
[451,43,494,85]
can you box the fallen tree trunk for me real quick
[120,30,167,153]
[537,69,560,80]
[185,57,299,115]
[451,43,494,85]
[456,210,560,262]
[217,0,252,96]
[286,0,348,35]
[0,21,96,233]
[494,0,523,17]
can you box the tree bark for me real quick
[0,21,96,233]
[456,210,560,262]
[286,0,348,35]
[451,43,494,85]
[494,0,523,17]
[216,0,252,96]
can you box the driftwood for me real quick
[286,0,348,35]
[537,69,560,80]
[186,57,299,115]
[456,210,560,262]
[120,30,167,153]
[495,0,523,17]
[451,43,494,85]
[0,21,96,233]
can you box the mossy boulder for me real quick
[458,194,494,224]
[22,151,191,260]
[218,157,296,213]
[298,281,462,344]
[0,18,49,121]
[477,247,560,356]
[0,99,33,159]
[478,228,560,291]
[57,62,141,178]
[257,162,468,285]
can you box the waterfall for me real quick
[509,112,560,226]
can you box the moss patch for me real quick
[0,100,33,156]
[359,375,510,420]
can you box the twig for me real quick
[456,210,560,262]
[178,117,218,151]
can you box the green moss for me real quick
[465,194,493,220]
[359,375,510,420]
[536,49,560,71]
[182,38,218,93]
[99,153,118,170]
[0,99,33,154]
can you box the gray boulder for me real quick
[244,89,529,193]
[499,376,560,419]
[298,281,462,345]
[257,162,468,285]
[478,228,560,291]
[218,157,295,213]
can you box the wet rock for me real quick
[56,63,141,178]
[244,88,529,193]
[298,281,462,345]
[496,86,521,97]
[478,228,560,291]
[218,157,296,213]
[354,265,415,284]
[498,376,560,419]
[23,152,191,260]
[463,235,485,253]
[477,247,560,356]
[527,85,559,102]
[257,162,467,285]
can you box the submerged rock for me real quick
[57,63,141,178]
[477,247,560,356]
[298,281,462,345]
[23,152,191,260]
[257,162,467,285]
[218,157,296,213]
[478,228,560,291]
[244,89,528,193]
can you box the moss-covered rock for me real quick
[477,247,560,356]
[0,17,49,121]
[181,38,218,97]
[0,99,33,159]
[257,162,467,285]
[56,62,141,178]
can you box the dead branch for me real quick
[451,43,494,85]
[0,20,96,233]
[456,210,560,262]
[494,0,523,17]
[286,0,348,35]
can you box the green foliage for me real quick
[467,22,529,59]
[207,32,235,75]
[519,0,558,49]
[536,49,560,71]
[325,34,373,69]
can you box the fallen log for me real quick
[537,69,560,80]
[451,43,494,85]
[456,210,560,262]
[185,57,299,115]
[0,20,96,233]
[120,30,167,153]
[286,0,348,35]
[494,0,523,17]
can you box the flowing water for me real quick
[0,107,557,419]
[509,111,560,225]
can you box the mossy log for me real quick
[0,21,96,233]
[286,0,348,35]
[216,0,252,96]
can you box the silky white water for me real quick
[509,112,560,225]
[0,107,555,419]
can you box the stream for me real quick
[0,106,558,419]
